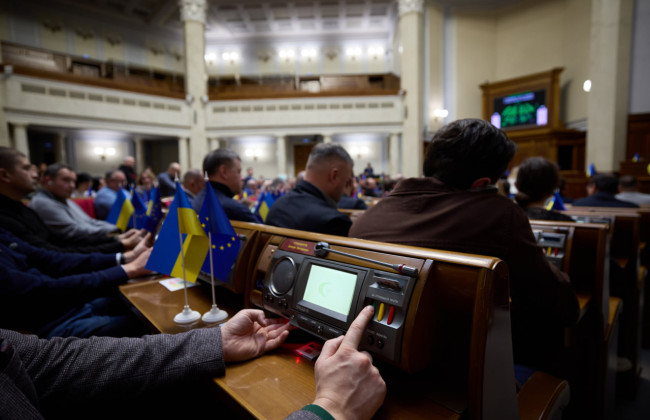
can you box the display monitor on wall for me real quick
[491,89,547,129]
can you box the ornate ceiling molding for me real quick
[178,0,207,24]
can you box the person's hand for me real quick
[122,247,152,278]
[311,306,386,420]
[123,233,153,263]
[119,229,144,250]
[221,309,292,362]
[116,229,137,241]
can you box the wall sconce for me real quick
[279,49,296,62]
[75,27,94,40]
[200,95,209,105]
[185,93,194,105]
[204,52,217,64]
[345,47,362,60]
[149,44,164,56]
[42,19,62,33]
[583,80,592,92]
[300,48,317,61]
[94,146,115,161]
[432,109,449,119]
[222,51,239,64]
[244,147,261,161]
[350,146,369,159]
[257,50,272,62]
[324,49,338,61]
[368,46,385,59]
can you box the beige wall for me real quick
[426,5,445,129]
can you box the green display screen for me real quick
[302,265,357,317]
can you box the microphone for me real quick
[314,242,419,277]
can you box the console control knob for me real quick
[376,339,384,349]
[367,335,374,345]
[317,326,324,335]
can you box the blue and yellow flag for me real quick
[545,191,566,211]
[106,188,134,232]
[254,190,275,223]
[633,153,641,163]
[143,186,163,233]
[146,183,209,283]
[586,163,596,177]
[199,182,241,282]
[127,187,148,229]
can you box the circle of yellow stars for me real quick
[200,215,236,251]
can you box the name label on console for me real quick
[280,239,315,255]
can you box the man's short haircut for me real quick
[306,143,353,170]
[423,119,516,190]
[589,174,619,195]
[203,149,240,177]
[183,169,203,183]
[619,175,637,189]
[76,172,92,186]
[44,163,73,179]
[105,169,123,180]
[0,146,25,170]
[514,157,559,207]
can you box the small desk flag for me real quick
[146,183,209,283]
[545,191,566,211]
[254,190,275,223]
[143,187,163,233]
[106,188,134,232]
[128,187,148,229]
[586,163,596,177]
[199,182,241,282]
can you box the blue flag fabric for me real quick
[128,187,148,229]
[546,191,566,211]
[254,191,275,223]
[143,187,163,233]
[587,163,596,177]
[145,183,209,283]
[106,188,134,232]
[199,182,241,282]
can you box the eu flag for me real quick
[106,188,134,232]
[143,186,163,233]
[199,182,241,282]
[128,187,148,229]
[254,190,275,223]
[146,183,209,283]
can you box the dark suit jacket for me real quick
[0,229,126,334]
[337,194,368,210]
[0,193,123,254]
[191,181,258,223]
[573,191,639,208]
[350,177,579,371]
[266,180,352,236]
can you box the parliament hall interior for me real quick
[1,0,650,418]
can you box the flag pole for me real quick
[202,231,228,323]
[173,180,200,324]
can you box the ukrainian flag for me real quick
[254,190,275,223]
[106,188,134,232]
[199,182,241,282]
[146,182,209,283]
[545,191,566,211]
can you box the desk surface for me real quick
[120,279,462,420]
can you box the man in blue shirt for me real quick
[94,169,127,220]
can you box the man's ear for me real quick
[0,168,10,183]
[470,177,492,189]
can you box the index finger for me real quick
[341,305,375,349]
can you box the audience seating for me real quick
[71,197,96,219]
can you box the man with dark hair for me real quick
[0,147,144,256]
[29,163,121,240]
[616,175,650,205]
[191,149,257,222]
[573,174,638,208]
[118,155,137,190]
[266,143,354,236]
[350,119,579,372]
[94,169,128,220]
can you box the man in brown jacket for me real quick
[350,119,579,373]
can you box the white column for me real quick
[178,136,189,172]
[388,132,401,176]
[179,0,208,169]
[134,136,145,171]
[323,134,333,144]
[276,134,287,176]
[398,0,424,178]
[586,0,634,171]
[0,71,9,147]
[54,132,67,163]
[12,123,29,160]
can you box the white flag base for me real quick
[174,306,201,324]
[202,305,228,323]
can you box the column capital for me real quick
[397,0,424,16]
[179,0,207,24]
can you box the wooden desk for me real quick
[120,278,462,420]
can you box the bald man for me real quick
[266,143,354,236]
[157,162,181,197]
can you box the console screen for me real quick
[302,264,357,317]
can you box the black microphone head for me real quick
[314,242,330,257]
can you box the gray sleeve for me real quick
[4,327,225,407]
[285,410,328,420]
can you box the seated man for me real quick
[1,306,385,419]
[94,169,128,220]
[616,175,650,205]
[191,149,257,223]
[573,174,639,208]
[266,143,354,236]
[157,161,181,197]
[350,119,579,373]
[29,163,121,241]
[0,147,141,255]
[338,176,367,210]
[0,227,152,338]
